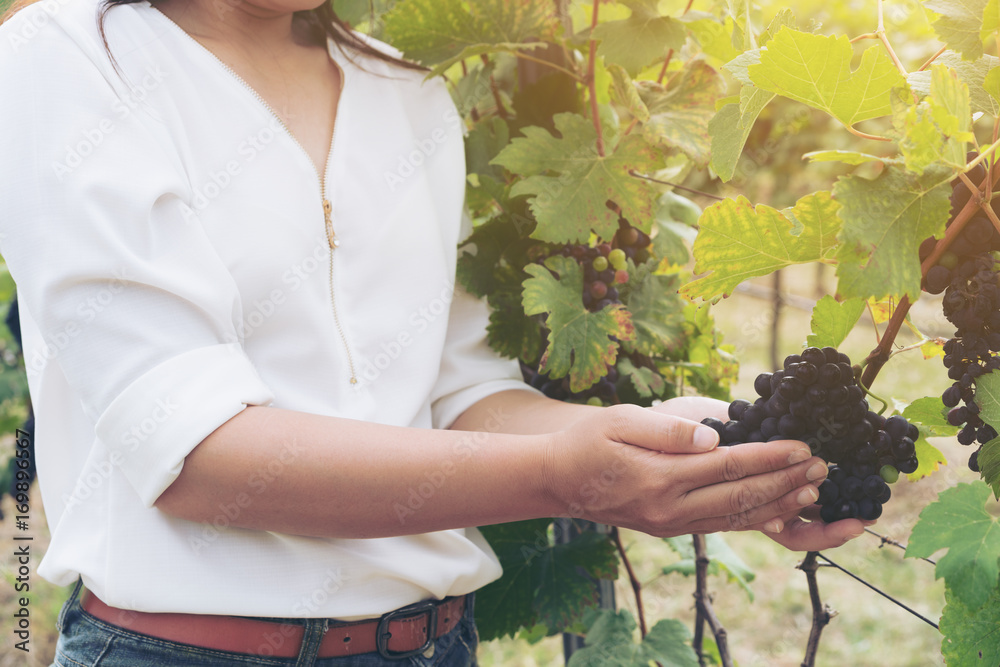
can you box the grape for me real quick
[589,281,608,300]
[716,347,918,522]
[608,248,627,271]
[592,256,609,272]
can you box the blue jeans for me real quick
[51,580,479,667]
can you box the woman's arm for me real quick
[154,398,829,541]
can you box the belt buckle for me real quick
[375,599,439,660]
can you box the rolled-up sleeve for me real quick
[0,35,273,506]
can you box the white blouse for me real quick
[0,0,533,619]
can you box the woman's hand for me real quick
[540,404,829,538]
[646,396,868,550]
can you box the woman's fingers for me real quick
[681,481,822,533]
[762,516,866,551]
[678,439,826,490]
[603,404,722,454]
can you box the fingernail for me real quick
[787,448,810,464]
[797,486,818,505]
[763,519,783,534]
[693,427,719,451]
[806,461,828,481]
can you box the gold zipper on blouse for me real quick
[152,12,359,385]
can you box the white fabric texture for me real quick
[0,0,534,619]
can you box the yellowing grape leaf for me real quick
[492,113,664,244]
[593,0,687,75]
[940,587,1000,667]
[681,191,841,302]
[623,265,685,356]
[806,296,865,349]
[523,256,635,392]
[896,65,974,173]
[834,165,953,301]
[383,0,548,67]
[639,61,726,166]
[925,0,989,60]
[907,482,1000,610]
[985,0,1000,39]
[748,27,906,128]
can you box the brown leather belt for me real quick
[80,588,466,660]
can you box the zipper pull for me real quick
[323,199,339,249]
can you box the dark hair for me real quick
[0,0,424,74]
[96,0,424,73]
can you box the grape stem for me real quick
[627,170,727,200]
[692,534,734,667]
[856,376,890,416]
[655,0,694,85]
[918,45,948,71]
[875,0,908,78]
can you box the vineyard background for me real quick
[1,0,998,665]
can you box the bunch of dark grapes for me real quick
[701,347,918,522]
[559,218,651,313]
[921,172,1000,472]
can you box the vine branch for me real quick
[693,535,734,667]
[611,528,647,638]
[799,552,833,667]
[627,170,727,200]
[587,0,604,157]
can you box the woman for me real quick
[0,0,861,664]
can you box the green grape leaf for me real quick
[940,586,1000,667]
[910,434,949,480]
[907,482,1000,609]
[492,113,663,243]
[903,396,955,430]
[985,0,1000,38]
[899,396,952,480]
[760,8,795,45]
[925,0,989,60]
[639,61,726,166]
[710,86,776,182]
[723,49,760,86]
[592,0,687,75]
[623,265,685,356]
[475,519,549,640]
[834,164,952,301]
[523,256,635,392]
[618,357,666,398]
[682,191,841,302]
[383,0,548,65]
[687,17,742,64]
[727,0,754,51]
[978,437,1000,497]
[748,27,906,126]
[806,296,865,349]
[662,534,755,601]
[987,66,1000,106]
[976,369,1000,433]
[567,609,699,667]
[607,65,650,123]
[476,520,618,641]
[908,52,999,115]
[487,288,544,363]
[896,65,974,173]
